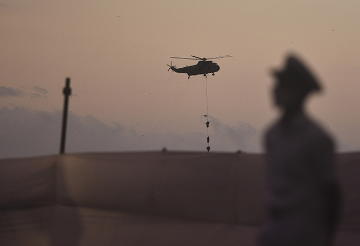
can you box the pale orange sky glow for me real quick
[1,0,360,158]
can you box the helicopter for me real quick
[167,55,232,79]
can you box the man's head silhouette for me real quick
[271,55,322,113]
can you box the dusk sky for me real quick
[1,0,360,158]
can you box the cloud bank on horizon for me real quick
[0,106,262,159]
[0,86,24,98]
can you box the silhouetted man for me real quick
[259,55,341,246]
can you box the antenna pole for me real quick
[60,78,71,154]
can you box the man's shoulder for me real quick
[305,117,333,141]
[264,114,333,143]
[264,121,280,139]
[298,116,335,151]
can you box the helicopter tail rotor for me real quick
[167,61,176,71]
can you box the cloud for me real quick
[0,107,62,159]
[0,86,49,99]
[209,116,262,152]
[0,86,24,97]
[31,86,48,99]
[0,107,262,159]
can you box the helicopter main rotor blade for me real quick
[170,57,199,60]
[170,55,232,60]
[190,55,206,60]
[206,55,232,60]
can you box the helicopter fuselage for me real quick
[169,60,220,78]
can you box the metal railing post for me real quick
[60,78,71,154]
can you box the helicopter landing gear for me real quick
[212,73,215,76]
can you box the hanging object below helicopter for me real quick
[167,55,232,79]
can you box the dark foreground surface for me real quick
[0,151,359,245]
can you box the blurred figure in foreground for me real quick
[259,54,342,246]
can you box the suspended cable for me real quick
[204,76,210,152]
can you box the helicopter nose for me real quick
[215,64,220,72]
